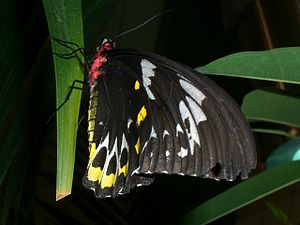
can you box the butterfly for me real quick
[82,37,256,198]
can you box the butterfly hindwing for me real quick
[82,60,154,198]
[83,48,256,198]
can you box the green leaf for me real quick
[242,89,300,128]
[251,128,296,138]
[197,47,300,84]
[43,0,84,200]
[180,161,300,225]
[264,201,294,225]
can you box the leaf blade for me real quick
[43,0,84,200]
[180,161,300,225]
[197,47,300,84]
[242,89,300,128]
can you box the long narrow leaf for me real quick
[43,0,84,200]
[180,161,300,225]
[242,89,300,128]
[197,47,300,84]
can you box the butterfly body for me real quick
[82,38,256,198]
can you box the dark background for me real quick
[0,0,300,224]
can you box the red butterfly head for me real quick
[96,38,116,53]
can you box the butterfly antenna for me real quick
[113,9,172,40]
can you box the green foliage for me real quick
[43,0,84,200]
[265,201,294,225]
[242,90,300,128]
[183,47,300,224]
[1,1,299,225]
[180,161,300,225]
[198,47,300,84]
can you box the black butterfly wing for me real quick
[82,49,256,198]
[82,58,154,198]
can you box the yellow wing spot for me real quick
[89,96,98,108]
[88,107,96,120]
[87,166,102,182]
[88,131,94,142]
[88,120,95,131]
[101,173,116,189]
[118,164,128,176]
[87,143,97,166]
[137,106,147,126]
[134,80,140,90]
[135,137,141,154]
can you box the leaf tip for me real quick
[56,192,71,201]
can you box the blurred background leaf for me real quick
[264,201,294,225]
[242,89,300,127]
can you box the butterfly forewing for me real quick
[82,47,256,198]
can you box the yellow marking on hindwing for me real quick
[88,143,97,163]
[137,106,147,126]
[88,131,94,142]
[87,166,102,182]
[118,164,128,176]
[89,96,98,108]
[134,80,140,90]
[88,120,95,131]
[88,107,96,120]
[87,93,97,141]
[135,137,141,154]
[101,173,116,189]
[90,90,98,98]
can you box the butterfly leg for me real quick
[46,79,87,124]
[49,36,90,69]
[50,36,84,54]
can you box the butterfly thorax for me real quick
[89,38,115,89]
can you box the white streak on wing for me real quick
[179,79,206,105]
[121,133,128,150]
[179,101,201,154]
[150,126,157,138]
[141,59,156,100]
[176,124,184,137]
[127,118,133,129]
[141,140,148,153]
[163,129,170,138]
[166,150,170,157]
[131,167,140,175]
[90,133,110,164]
[178,147,188,158]
[120,133,129,171]
[186,96,207,123]
[177,73,188,81]
[101,137,118,182]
